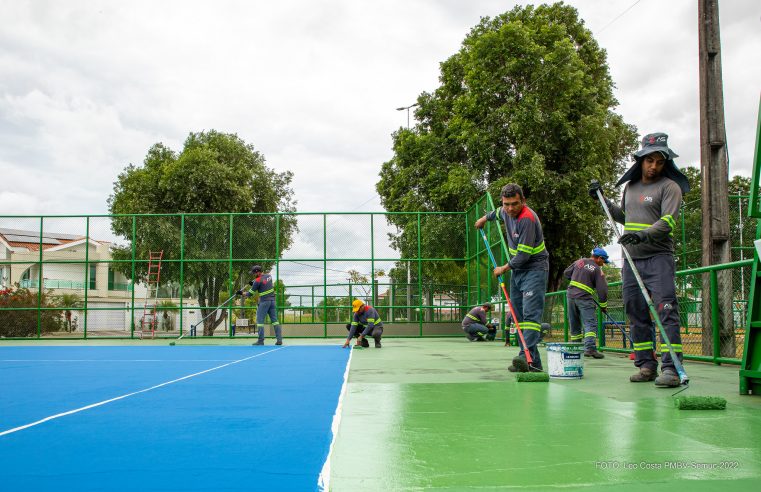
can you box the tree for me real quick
[56,293,82,332]
[158,300,178,332]
[377,3,637,291]
[0,286,61,337]
[675,167,752,268]
[108,131,297,335]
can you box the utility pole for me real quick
[699,0,734,356]
[396,103,418,322]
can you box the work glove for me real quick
[235,290,243,296]
[619,231,646,245]
[249,280,255,286]
[588,180,603,200]
[345,323,352,331]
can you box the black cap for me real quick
[249,265,262,275]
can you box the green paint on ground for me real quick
[329,339,761,491]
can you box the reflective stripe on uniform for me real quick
[584,331,597,338]
[466,313,480,321]
[569,280,595,296]
[519,321,541,331]
[660,343,682,353]
[260,288,275,295]
[660,214,676,231]
[634,342,654,351]
[624,222,651,231]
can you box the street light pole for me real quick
[396,103,419,129]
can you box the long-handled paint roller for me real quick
[478,228,539,375]
[175,288,246,342]
[478,228,531,361]
[591,181,726,410]
[590,297,636,360]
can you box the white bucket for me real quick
[546,342,584,379]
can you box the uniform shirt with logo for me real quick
[563,258,608,307]
[607,177,682,259]
[250,273,276,301]
[486,205,549,271]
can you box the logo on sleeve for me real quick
[639,195,653,203]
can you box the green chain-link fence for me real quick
[1,193,754,359]
[1,212,472,339]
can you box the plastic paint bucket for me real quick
[546,342,584,379]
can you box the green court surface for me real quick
[329,339,761,491]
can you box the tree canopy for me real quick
[377,3,637,290]
[108,130,296,335]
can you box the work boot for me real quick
[654,369,680,388]
[475,335,486,342]
[362,338,370,348]
[528,365,544,373]
[275,340,283,346]
[629,367,656,382]
[509,356,530,373]
[253,340,264,346]
[584,350,605,359]
[374,340,382,348]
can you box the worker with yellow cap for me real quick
[342,299,384,348]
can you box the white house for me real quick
[0,227,154,332]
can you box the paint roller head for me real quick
[674,396,726,410]
[516,372,549,382]
[169,342,175,346]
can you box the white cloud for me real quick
[1,0,759,284]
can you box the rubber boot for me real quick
[274,325,283,345]
[629,367,657,382]
[654,368,680,387]
[508,356,530,373]
[584,350,605,359]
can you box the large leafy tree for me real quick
[377,3,637,291]
[108,131,296,335]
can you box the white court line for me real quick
[0,359,242,362]
[317,347,354,492]
[0,347,284,437]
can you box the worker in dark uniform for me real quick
[462,302,495,341]
[475,183,549,372]
[589,132,689,387]
[342,299,384,348]
[563,247,610,359]
[239,265,282,345]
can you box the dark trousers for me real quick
[623,255,682,371]
[567,297,599,351]
[511,269,548,369]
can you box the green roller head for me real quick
[169,342,176,346]
[516,372,549,382]
[674,396,727,410]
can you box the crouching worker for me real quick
[345,323,370,347]
[462,302,495,341]
[342,299,384,348]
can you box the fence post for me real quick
[711,270,720,364]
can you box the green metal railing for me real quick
[543,259,752,365]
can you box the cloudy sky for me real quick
[1,0,759,276]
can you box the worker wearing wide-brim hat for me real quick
[588,132,689,387]
[342,299,384,348]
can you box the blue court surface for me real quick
[0,346,350,491]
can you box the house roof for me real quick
[0,227,105,252]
